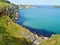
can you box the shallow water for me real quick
[17,7,60,34]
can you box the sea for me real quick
[17,5,60,37]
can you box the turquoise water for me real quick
[17,8,60,34]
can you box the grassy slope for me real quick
[40,35,60,45]
[0,2,32,45]
[0,2,11,8]
[0,15,32,45]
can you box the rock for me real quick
[20,30,45,45]
[14,12,18,20]
[33,39,42,45]
[43,37,49,40]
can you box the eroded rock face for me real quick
[0,6,12,16]
[14,12,19,20]
[0,8,7,16]
[33,39,42,45]
[0,10,3,16]
[20,30,47,45]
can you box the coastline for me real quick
[16,9,56,37]
[17,22,56,37]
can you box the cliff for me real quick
[0,1,32,45]
[0,15,32,45]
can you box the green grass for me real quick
[0,35,32,45]
[39,35,60,45]
[0,1,32,45]
[0,16,31,37]
[0,2,11,9]
[0,16,32,45]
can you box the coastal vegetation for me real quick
[39,35,60,45]
[0,1,32,45]
[0,0,60,45]
[0,15,32,45]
